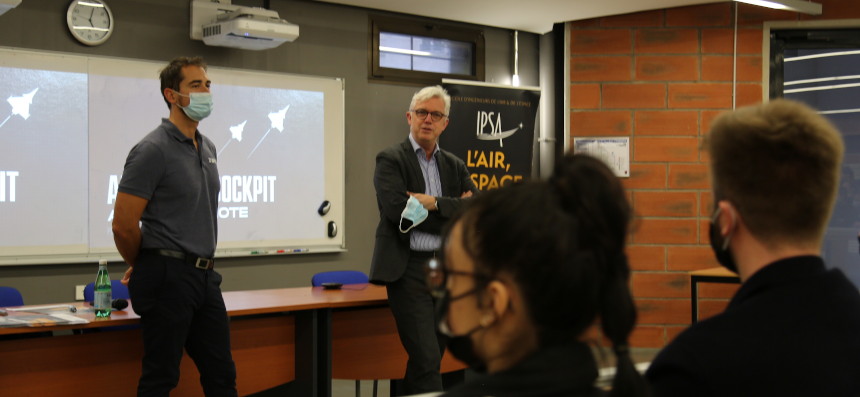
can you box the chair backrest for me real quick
[311,270,369,286]
[83,280,130,302]
[0,286,24,307]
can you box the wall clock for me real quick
[67,0,114,46]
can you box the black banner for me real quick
[441,83,541,191]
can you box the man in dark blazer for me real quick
[370,85,478,394]
[646,99,860,396]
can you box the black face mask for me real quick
[708,208,738,273]
[434,288,488,372]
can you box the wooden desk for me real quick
[0,284,464,396]
[689,267,740,323]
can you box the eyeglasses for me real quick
[425,258,490,299]
[412,109,447,122]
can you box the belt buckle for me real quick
[194,258,212,269]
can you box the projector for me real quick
[0,0,21,17]
[201,7,299,51]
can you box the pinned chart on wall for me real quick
[573,137,630,178]
[0,48,345,265]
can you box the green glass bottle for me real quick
[94,259,112,318]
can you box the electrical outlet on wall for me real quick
[75,285,85,301]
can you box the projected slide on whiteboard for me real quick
[0,53,89,256]
[0,49,345,265]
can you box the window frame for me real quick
[369,14,486,85]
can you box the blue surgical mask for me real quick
[174,90,213,121]
[399,196,428,233]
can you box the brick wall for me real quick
[568,0,860,348]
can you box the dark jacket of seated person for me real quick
[646,256,860,396]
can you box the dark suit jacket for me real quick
[646,256,860,397]
[369,138,478,283]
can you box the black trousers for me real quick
[129,251,238,397]
[386,252,447,395]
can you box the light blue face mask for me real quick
[174,90,213,121]
[399,196,429,233]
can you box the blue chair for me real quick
[80,280,135,333]
[311,270,375,397]
[0,286,51,340]
[83,280,130,303]
[311,270,369,287]
[0,286,24,307]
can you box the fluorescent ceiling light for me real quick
[734,0,822,15]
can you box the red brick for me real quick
[571,84,601,109]
[571,56,632,81]
[737,29,763,54]
[701,28,762,54]
[635,55,699,81]
[635,29,699,54]
[667,245,720,271]
[701,110,727,134]
[666,3,732,27]
[571,29,632,54]
[626,245,665,271]
[698,299,730,321]
[701,55,762,82]
[666,326,687,343]
[632,272,690,298]
[802,0,860,21]
[669,163,709,189]
[601,10,664,28]
[633,137,700,162]
[624,163,667,189]
[700,194,714,217]
[571,110,631,136]
[668,83,733,109]
[570,19,601,29]
[736,83,763,107]
[629,325,666,348]
[603,83,666,109]
[634,218,698,244]
[698,219,711,245]
[636,299,691,325]
[635,110,698,136]
[634,191,698,217]
[699,282,740,299]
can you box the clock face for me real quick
[67,0,114,46]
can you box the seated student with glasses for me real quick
[426,153,648,397]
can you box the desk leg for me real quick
[690,276,699,324]
[295,309,332,397]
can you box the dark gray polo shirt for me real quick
[118,118,220,257]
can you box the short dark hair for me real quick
[443,153,645,397]
[705,99,844,247]
[159,56,207,110]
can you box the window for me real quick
[769,25,860,287]
[370,15,485,85]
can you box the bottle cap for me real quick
[99,259,108,265]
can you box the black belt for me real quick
[410,250,437,259]
[143,249,214,270]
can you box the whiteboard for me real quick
[0,48,345,265]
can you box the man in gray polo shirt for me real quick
[112,56,237,397]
